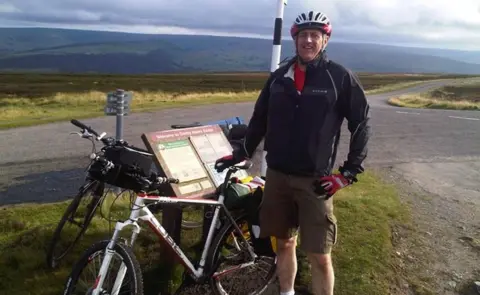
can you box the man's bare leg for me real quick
[307,253,334,295]
[276,236,298,293]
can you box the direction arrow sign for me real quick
[105,101,131,109]
[106,91,133,104]
[104,106,130,116]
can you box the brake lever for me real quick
[70,130,95,141]
[82,129,94,138]
[69,132,83,137]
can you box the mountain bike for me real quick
[46,119,163,269]
[61,158,277,295]
[47,119,248,269]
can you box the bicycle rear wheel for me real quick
[207,213,277,295]
[46,179,105,269]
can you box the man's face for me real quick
[296,29,327,62]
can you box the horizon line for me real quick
[1,25,480,52]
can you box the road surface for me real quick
[0,79,479,205]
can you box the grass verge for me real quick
[1,72,473,130]
[323,171,410,295]
[0,90,259,129]
[388,79,480,110]
[0,81,445,130]
[366,79,442,95]
[0,170,410,295]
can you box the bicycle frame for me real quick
[91,177,256,295]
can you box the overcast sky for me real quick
[1,0,480,50]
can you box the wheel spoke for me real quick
[62,241,143,295]
[209,215,277,295]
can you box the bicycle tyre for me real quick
[63,240,144,295]
[180,204,204,230]
[148,204,203,230]
[46,179,104,269]
[207,213,277,295]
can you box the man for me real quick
[214,10,371,295]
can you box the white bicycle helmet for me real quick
[290,10,332,39]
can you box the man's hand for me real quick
[313,172,356,199]
[214,153,245,173]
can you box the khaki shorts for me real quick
[259,168,338,254]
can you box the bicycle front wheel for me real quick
[63,240,143,295]
[46,179,105,269]
[207,213,277,295]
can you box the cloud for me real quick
[1,0,480,50]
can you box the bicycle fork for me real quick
[91,201,142,295]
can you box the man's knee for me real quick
[307,253,332,269]
[276,236,297,252]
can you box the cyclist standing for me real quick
[214,10,371,295]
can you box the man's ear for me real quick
[323,35,330,46]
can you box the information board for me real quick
[189,132,248,187]
[141,124,248,199]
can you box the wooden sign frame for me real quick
[141,124,246,199]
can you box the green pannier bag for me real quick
[223,182,253,210]
[221,177,276,258]
[226,183,276,258]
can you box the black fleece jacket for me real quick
[240,53,371,178]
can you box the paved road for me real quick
[1,79,479,205]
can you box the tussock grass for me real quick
[1,72,476,129]
[0,171,410,295]
[389,96,480,110]
[0,90,259,129]
[366,80,440,94]
[388,79,480,110]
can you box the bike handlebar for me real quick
[131,171,180,191]
[72,118,251,193]
[89,152,179,191]
[155,176,180,185]
[70,119,112,146]
[218,159,253,195]
[71,119,99,137]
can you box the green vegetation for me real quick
[0,193,197,295]
[1,72,463,98]
[388,79,480,110]
[0,171,410,295]
[327,171,410,295]
[0,72,469,129]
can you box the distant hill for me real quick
[0,27,479,74]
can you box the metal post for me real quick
[261,0,287,177]
[111,89,125,196]
[115,89,125,141]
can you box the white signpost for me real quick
[261,0,287,177]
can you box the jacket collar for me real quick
[278,52,329,81]
[305,51,329,69]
